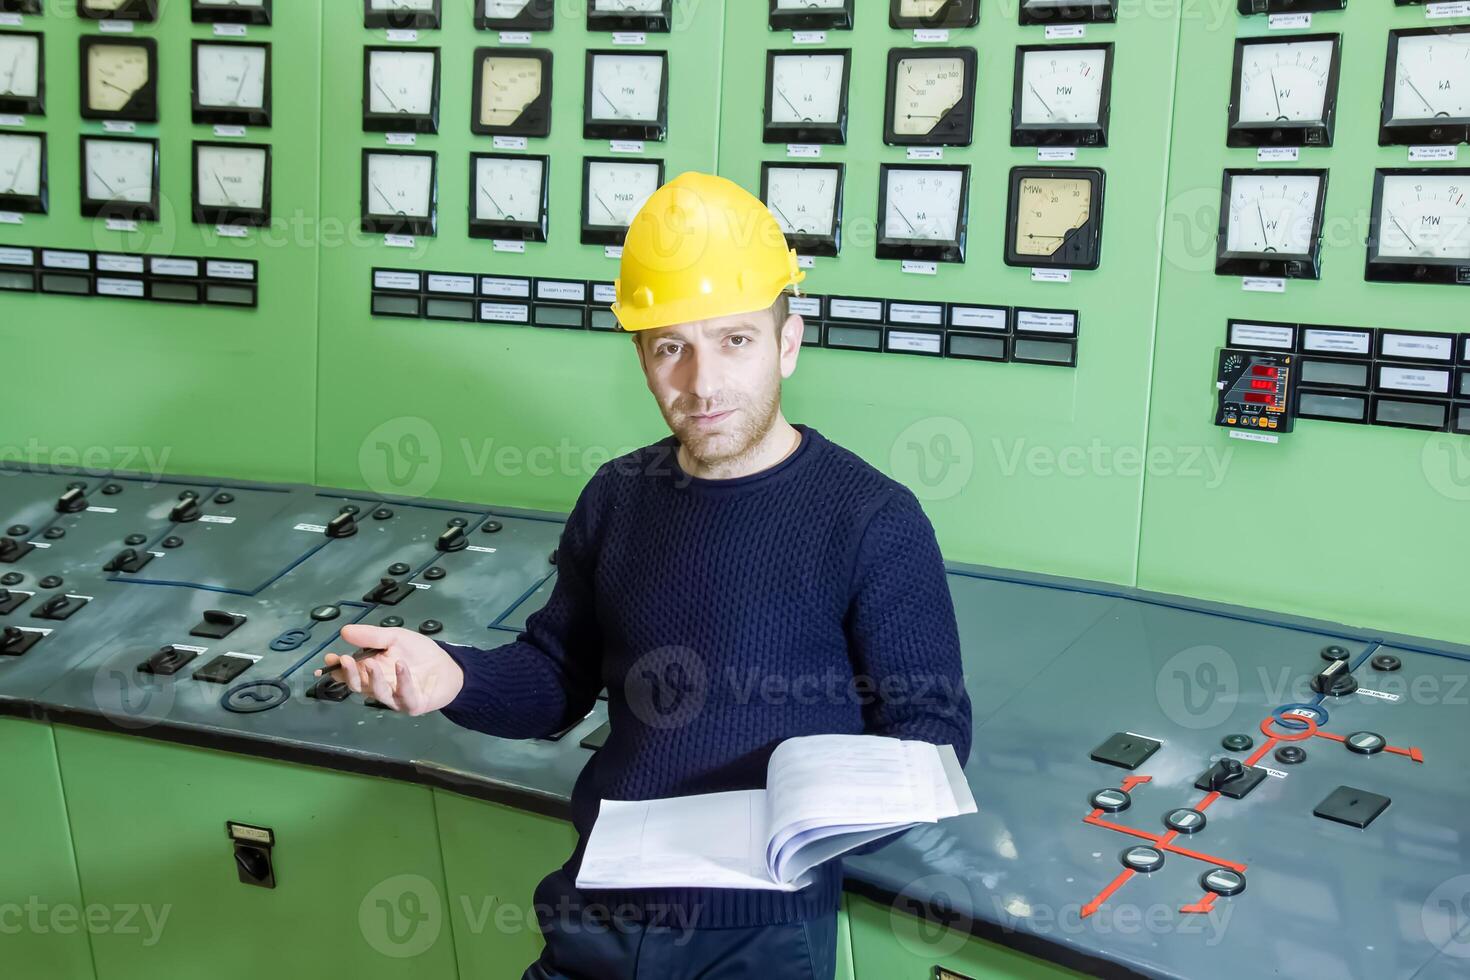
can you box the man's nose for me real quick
[683,348,722,402]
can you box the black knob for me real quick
[1311,658,1358,697]
[325,511,358,539]
[102,483,123,495]
[2,625,24,649]
[1207,758,1245,791]
[214,492,235,504]
[56,487,88,513]
[372,508,393,520]
[1320,645,1351,662]
[481,520,502,534]
[39,575,61,589]
[380,615,404,628]
[419,620,442,635]
[388,562,410,576]
[424,566,446,581]
[170,498,203,523]
[0,537,22,560]
[436,526,468,553]
[1371,654,1402,672]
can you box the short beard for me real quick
[665,381,782,472]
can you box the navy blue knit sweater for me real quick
[436,425,973,928]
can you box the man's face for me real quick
[634,305,803,468]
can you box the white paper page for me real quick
[575,790,804,892]
[764,735,944,875]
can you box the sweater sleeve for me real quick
[435,469,606,740]
[841,489,973,861]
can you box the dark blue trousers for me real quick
[522,869,839,980]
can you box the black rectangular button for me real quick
[192,654,252,684]
[1090,732,1161,770]
[1314,785,1390,829]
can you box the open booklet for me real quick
[575,734,976,892]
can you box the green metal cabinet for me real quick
[0,718,95,980]
[847,896,1083,980]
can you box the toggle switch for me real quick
[137,644,199,676]
[363,577,415,605]
[1311,657,1358,697]
[227,823,276,889]
[32,594,87,621]
[169,497,203,523]
[0,536,35,563]
[325,511,358,539]
[0,588,30,615]
[190,609,246,639]
[56,487,88,513]
[1195,758,1266,799]
[0,626,42,656]
[103,547,153,574]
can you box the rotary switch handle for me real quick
[325,511,358,539]
[2,625,24,651]
[437,526,469,552]
[0,537,23,559]
[169,497,203,523]
[56,487,88,513]
[38,595,69,616]
[1311,657,1357,696]
[1206,758,1245,791]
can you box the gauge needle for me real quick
[213,170,234,207]
[1388,211,1417,251]
[770,201,794,227]
[1257,201,1272,250]
[371,180,394,210]
[595,192,617,221]
[1028,84,1054,119]
[481,187,506,216]
[0,147,28,193]
[1403,76,1435,115]
[1270,71,1283,118]
[90,168,118,197]
[893,206,917,234]
[101,79,131,95]
[373,79,401,112]
[2,55,17,95]
[234,61,251,105]
[777,89,800,116]
[595,86,623,117]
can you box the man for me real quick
[321,172,972,979]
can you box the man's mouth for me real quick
[688,409,734,426]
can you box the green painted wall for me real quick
[3,0,1465,643]
[1140,0,1469,644]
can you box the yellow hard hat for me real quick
[612,171,806,332]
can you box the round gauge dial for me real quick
[764,166,839,238]
[585,160,660,228]
[1013,175,1093,257]
[1237,38,1335,123]
[891,54,968,137]
[366,152,433,217]
[0,33,40,101]
[1376,174,1470,260]
[84,138,154,205]
[589,53,664,122]
[474,155,544,223]
[1389,32,1470,122]
[479,55,543,128]
[195,43,268,110]
[1020,47,1107,124]
[196,144,267,211]
[1225,172,1323,254]
[769,53,846,125]
[86,43,151,113]
[0,133,42,197]
[367,49,436,116]
[884,167,965,242]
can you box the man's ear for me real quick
[779,314,803,379]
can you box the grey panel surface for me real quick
[4,464,1469,979]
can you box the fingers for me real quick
[395,660,425,715]
[339,623,401,650]
[362,656,402,712]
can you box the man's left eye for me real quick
[729,336,749,347]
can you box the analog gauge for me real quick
[587,0,672,33]
[0,31,43,117]
[363,46,440,133]
[883,47,977,146]
[364,0,441,30]
[876,163,969,262]
[1216,169,1328,279]
[761,162,844,256]
[764,50,851,144]
[581,156,663,245]
[476,0,553,31]
[192,41,271,127]
[469,152,548,240]
[80,36,158,122]
[769,0,853,32]
[1018,0,1116,25]
[472,48,552,137]
[890,0,980,29]
[193,142,270,226]
[192,0,272,25]
[1004,167,1105,269]
[80,135,159,221]
[1367,169,1470,284]
[1381,27,1470,147]
[1229,34,1340,147]
[79,0,159,21]
[361,149,437,236]
[584,50,668,141]
[1012,43,1113,146]
[0,131,45,213]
